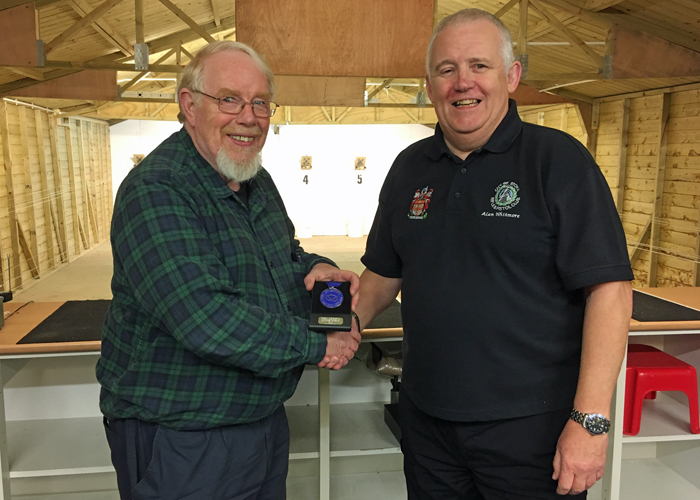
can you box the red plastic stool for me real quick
[624,344,700,436]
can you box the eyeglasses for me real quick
[193,90,278,117]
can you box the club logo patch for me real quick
[490,182,520,211]
[408,186,433,219]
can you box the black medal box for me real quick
[309,281,352,332]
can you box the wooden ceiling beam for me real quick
[45,60,183,71]
[67,0,132,56]
[157,0,215,43]
[6,69,116,99]
[0,15,235,94]
[44,0,125,55]
[609,24,700,79]
[237,0,434,77]
[540,0,700,52]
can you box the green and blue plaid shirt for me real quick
[97,128,330,430]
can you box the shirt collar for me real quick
[179,127,248,200]
[427,99,523,160]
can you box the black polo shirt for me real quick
[362,100,633,421]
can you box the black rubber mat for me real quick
[366,299,402,329]
[632,290,700,322]
[18,300,110,344]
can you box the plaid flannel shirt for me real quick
[97,128,331,429]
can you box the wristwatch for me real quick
[570,409,610,435]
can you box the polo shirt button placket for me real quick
[461,168,467,174]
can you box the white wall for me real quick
[110,121,434,236]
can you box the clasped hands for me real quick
[304,263,361,370]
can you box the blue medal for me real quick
[320,282,344,308]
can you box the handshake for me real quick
[304,264,363,371]
[317,315,362,370]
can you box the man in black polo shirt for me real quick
[357,8,633,500]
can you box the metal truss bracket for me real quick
[134,43,149,71]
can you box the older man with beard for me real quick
[97,41,361,500]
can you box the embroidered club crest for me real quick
[490,181,520,211]
[408,186,434,219]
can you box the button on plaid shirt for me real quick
[97,128,330,429]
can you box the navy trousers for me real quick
[399,389,588,500]
[104,406,289,500]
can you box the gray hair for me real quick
[176,41,275,123]
[426,8,515,78]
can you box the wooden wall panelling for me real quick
[63,123,84,255]
[647,93,672,287]
[16,106,40,279]
[0,102,22,288]
[48,116,68,263]
[34,110,56,270]
[615,99,630,212]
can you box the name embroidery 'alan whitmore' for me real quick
[408,186,434,219]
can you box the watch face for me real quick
[584,414,609,435]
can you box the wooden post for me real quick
[16,220,39,278]
[615,99,630,213]
[63,123,83,255]
[76,121,93,245]
[17,106,40,277]
[647,93,672,287]
[49,116,69,263]
[34,109,56,270]
[559,105,568,132]
[0,102,21,288]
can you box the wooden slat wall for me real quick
[0,103,112,292]
[597,88,700,288]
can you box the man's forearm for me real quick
[356,269,403,331]
[573,280,633,415]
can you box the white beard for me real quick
[216,149,262,183]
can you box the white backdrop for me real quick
[110,120,434,236]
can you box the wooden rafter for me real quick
[157,0,215,43]
[68,0,133,56]
[527,13,578,41]
[528,0,604,68]
[494,0,519,19]
[541,0,700,53]
[367,78,394,101]
[44,0,125,55]
[119,47,176,93]
[583,0,623,10]
[8,67,44,80]
[517,0,528,57]
[135,0,144,44]
[210,0,220,27]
